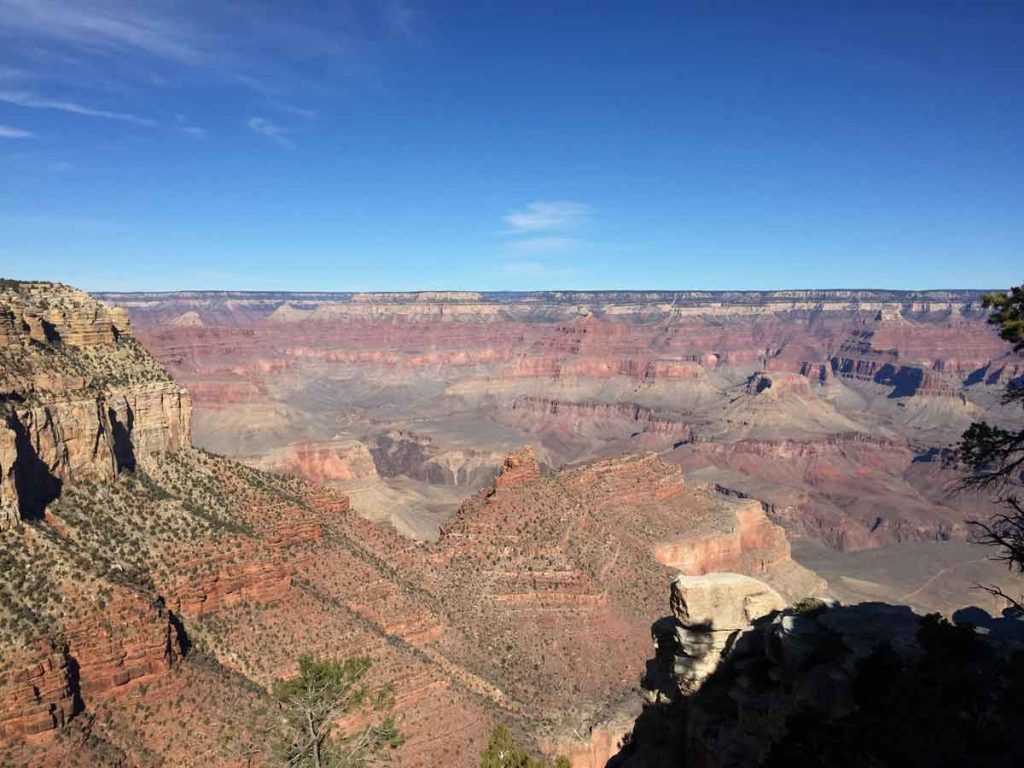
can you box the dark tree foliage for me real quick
[479,725,571,768]
[986,286,1024,354]
[765,615,1024,768]
[958,286,1024,608]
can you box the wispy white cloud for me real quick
[0,0,212,65]
[0,1,419,83]
[266,100,318,120]
[174,114,206,137]
[0,124,32,138]
[0,66,30,81]
[504,236,582,254]
[0,90,155,125]
[0,2,422,141]
[504,200,592,233]
[501,201,592,267]
[247,116,292,148]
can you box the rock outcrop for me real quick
[0,427,17,531]
[0,592,180,743]
[172,560,293,616]
[492,445,541,489]
[653,501,786,574]
[647,574,787,696]
[0,281,190,529]
[0,646,74,742]
[65,593,182,704]
[0,283,196,756]
[613,575,1024,768]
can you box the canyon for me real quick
[100,288,1024,614]
[1,283,1021,766]
[1,282,836,767]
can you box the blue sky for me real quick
[0,1,1021,291]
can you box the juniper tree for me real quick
[479,724,571,768]
[958,285,1024,608]
[272,655,403,768]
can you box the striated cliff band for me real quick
[97,288,1024,612]
[1,282,190,529]
[1,281,836,767]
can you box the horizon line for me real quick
[87,286,999,297]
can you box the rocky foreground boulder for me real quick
[612,573,1024,768]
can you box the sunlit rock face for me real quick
[0,282,191,530]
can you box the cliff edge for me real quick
[0,280,190,529]
[611,573,1024,767]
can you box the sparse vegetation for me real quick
[0,444,311,663]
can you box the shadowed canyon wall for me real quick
[610,573,1024,768]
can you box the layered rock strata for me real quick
[0,282,190,529]
[245,438,379,484]
[99,288,1023,568]
[653,501,790,576]
[0,593,180,743]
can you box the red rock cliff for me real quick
[0,282,191,529]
